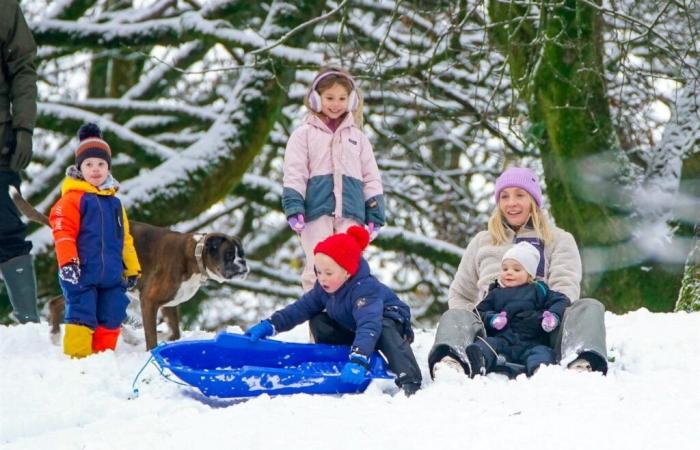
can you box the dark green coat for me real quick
[0,0,37,170]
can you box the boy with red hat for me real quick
[246,226,422,396]
[49,123,141,358]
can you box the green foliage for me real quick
[675,228,700,312]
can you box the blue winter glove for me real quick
[340,353,370,384]
[245,320,274,342]
[59,263,80,285]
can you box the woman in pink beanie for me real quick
[428,166,608,378]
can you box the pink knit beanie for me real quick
[494,167,542,207]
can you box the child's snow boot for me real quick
[402,382,421,397]
[92,326,121,352]
[64,323,94,358]
[465,344,486,378]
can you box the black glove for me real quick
[9,129,33,171]
[126,276,139,291]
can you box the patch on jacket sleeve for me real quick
[355,297,368,309]
[348,138,358,146]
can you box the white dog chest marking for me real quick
[163,274,203,307]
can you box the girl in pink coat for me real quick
[282,67,385,291]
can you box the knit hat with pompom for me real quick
[75,123,112,169]
[313,226,370,275]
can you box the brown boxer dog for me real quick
[10,187,248,350]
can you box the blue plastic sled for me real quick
[150,332,393,398]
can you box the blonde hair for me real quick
[303,66,364,127]
[488,196,553,245]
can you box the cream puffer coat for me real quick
[448,223,582,309]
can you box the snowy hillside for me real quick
[2,309,699,450]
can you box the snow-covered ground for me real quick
[2,309,699,450]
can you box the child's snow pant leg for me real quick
[300,216,333,292]
[377,318,422,388]
[553,298,608,374]
[299,216,360,292]
[92,283,129,352]
[474,336,508,373]
[60,279,98,358]
[309,312,355,345]
[60,279,98,329]
[427,308,483,377]
[521,344,555,376]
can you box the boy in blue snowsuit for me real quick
[49,123,141,358]
[246,226,422,396]
[466,242,571,377]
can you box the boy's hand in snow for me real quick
[340,353,370,384]
[245,320,274,342]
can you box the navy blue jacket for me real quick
[269,258,412,357]
[477,281,570,346]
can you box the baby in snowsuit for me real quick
[245,226,422,396]
[466,241,570,377]
[49,123,141,358]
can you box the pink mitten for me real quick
[541,311,559,332]
[490,311,508,330]
[367,222,380,241]
[287,214,305,233]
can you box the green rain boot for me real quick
[0,254,40,323]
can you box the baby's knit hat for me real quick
[75,123,112,169]
[313,226,370,276]
[494,167,542,207]
[502,241,540,279]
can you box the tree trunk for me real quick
[488,0,683,312]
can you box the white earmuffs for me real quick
[307,70,359,113]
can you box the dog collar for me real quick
[193,233,209,281]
